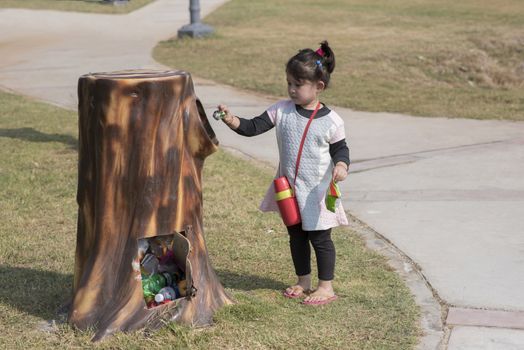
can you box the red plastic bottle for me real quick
[274,177,301,226]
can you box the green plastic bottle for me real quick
[142,273,166,299]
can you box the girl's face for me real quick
[286,73,325,109]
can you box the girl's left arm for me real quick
[333,161,349,182]
[329,139,350,182]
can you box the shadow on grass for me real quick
[0,128,77,149]
[0,265,73,320]
[216,269,287,292]
[0,266,287,319]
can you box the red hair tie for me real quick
[315,48,325,57]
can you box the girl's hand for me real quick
[332,162,348,182]
[217,104,239,129]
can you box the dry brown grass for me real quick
[154,0,524,120]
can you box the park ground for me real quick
[1,0,523,349]
[0,92,418,348]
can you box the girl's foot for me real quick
[303,286,335,303]
[283,274,311,298]
[302,280,337,305]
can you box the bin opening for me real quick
[133,230,192,309]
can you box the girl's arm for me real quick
[218,104,240,129]
[218,104,274,136]
[333,161,349,182]
[330,139,350,182]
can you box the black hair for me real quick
[286,40,336,88]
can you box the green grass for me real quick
[0,0,154,14]
[154,0,524,121]
[0,90,419,349]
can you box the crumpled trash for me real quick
[136,235,187,308]
[325,180,341,213]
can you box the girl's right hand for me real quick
[217,104,239,129]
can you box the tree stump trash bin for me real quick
[69,70,233,341]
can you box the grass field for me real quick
[0,0,153,14]
[0,90,419,348]
[154,0,524,121]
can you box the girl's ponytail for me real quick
[319,40,335,74]
[286,40,336,88]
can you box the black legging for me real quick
[287,224,336,281]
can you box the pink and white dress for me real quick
[258,100,349,231]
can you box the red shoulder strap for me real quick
[293,102,321,188]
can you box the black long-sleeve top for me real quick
[233,104,350,167]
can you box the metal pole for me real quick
[178,0,214,38]
[189,0,201,24]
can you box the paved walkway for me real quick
[1,1,524,349]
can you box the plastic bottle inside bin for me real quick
[141,253,159,276]
[132,240,150,275]
[161,272,172,286]
[142,273,167,298]
[154,286,178,303]
[137,239,149,258]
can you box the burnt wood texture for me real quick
[70,70,232,340]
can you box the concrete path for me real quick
[1,1,524,349]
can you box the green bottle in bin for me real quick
[142,273,167,299]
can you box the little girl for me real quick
[218,41,350,305]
